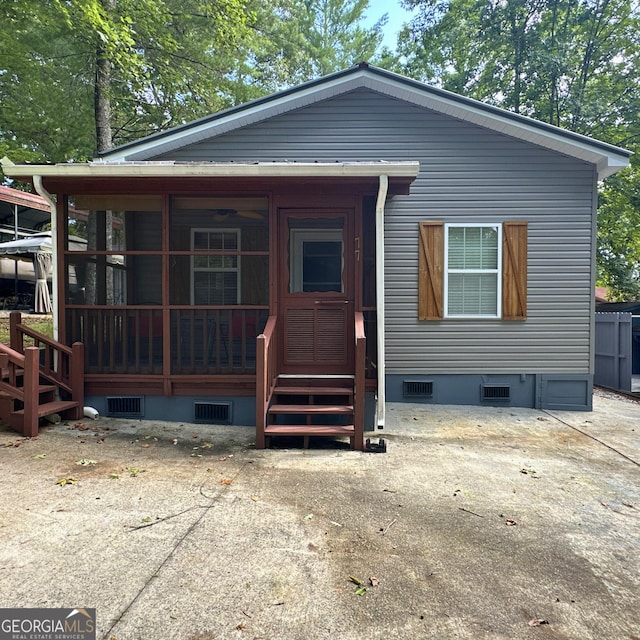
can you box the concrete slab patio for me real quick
[1,390,639,640]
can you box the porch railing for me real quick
[255,315,278,449]
[65,307,267,375]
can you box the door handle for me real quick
[314,300,349,305]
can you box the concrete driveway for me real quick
[1,390,639,640]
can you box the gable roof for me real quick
[101,63,630,179]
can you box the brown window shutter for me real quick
[502,221,528,319]
[418,221,444,320]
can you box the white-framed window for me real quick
[191,228,240,305]
[444,224,502,318]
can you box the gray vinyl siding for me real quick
[153,88,596,375]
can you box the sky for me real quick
[364,0,418,49]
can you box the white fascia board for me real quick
[85,65,629,178]
[363,74,630,180]
[1,160,420,180]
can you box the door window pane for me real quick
[290,229,343,293]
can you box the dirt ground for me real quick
[1,390,639,640]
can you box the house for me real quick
[1,63,631,448]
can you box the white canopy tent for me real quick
[0,232,85,313]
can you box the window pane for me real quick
[448,274,498,315]
[302,241,342,292]
[448,226,498,269]
[193,272,238,305]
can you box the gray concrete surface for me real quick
[1,390,639,640]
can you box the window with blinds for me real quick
[444,224,502,318]
[191,229,240,305]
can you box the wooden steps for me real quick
[268,404,354,414]
[0,317,85,438]
[264,424,355,436]
[265,375,359,449]
[12,399,82,420]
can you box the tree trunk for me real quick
[87,0,116,305]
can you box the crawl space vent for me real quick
[107,396,144,417]
[481,385,511,402]
[403,380,433,398]
[194,402,232,424]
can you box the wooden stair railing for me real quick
[0,312,84,437]
[256,315,278,449]
[353,311,366,451]
[255,312,366,451]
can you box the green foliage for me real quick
[597,163,640,300]
[400,0,640,297]
[1,0,388,170]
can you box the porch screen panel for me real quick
[169,196,269,306]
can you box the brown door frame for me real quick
[277,208,356,374]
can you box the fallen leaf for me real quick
[109,473,120,480]
[141,443,150,448]
[141,516,152,523]
[369,577,380,587]
[236,623,245,631]
[250,496,259,501]
[528,618,549,627]
[126,466,144,477]
[303,513,314,521]
[349,576,363,586]
[56,477,77,486]
[220,478,232,485]
[354,586,367,596]
[75,458,97,466]
[505,518,518,526]
[33,453,47,460]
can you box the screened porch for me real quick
[63,195,270,377]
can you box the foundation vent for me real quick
[107,396,144,417]
[194,402,232,424]
[481,385,511,402]
[403,380,433,398]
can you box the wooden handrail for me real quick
[354,312,366,451]
[2,312,85,436]
[14,325,74,357]
[256,315,277,449]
